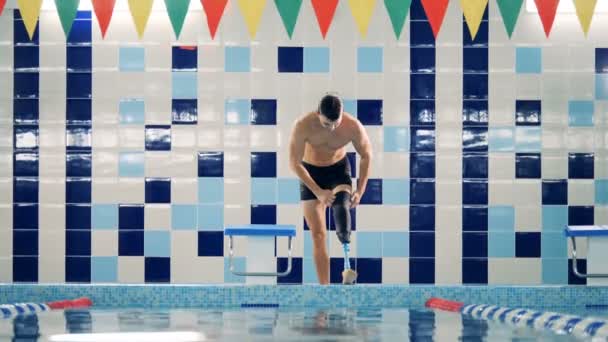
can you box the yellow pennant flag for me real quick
[348,0,376,38]
[237,0,267,38]
[128,0,154,39]
[460,0,488,40]
[573,0,596,36]
[16,0,42,40]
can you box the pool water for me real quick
[0,307,601,341]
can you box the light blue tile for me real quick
[251,178,277,205]
[541,232,567,258]
[119,47,145,72]
[172,72,197,99]
[488,206,514,232]
[225,99,251,125]
[303,258,318,284]
[515,127,541,152]
[144,231,171,257]
[304,47,330,73]
[596,74,608,100]
[357,47,383,73]
[516,47,541,74]
[278,178,300,204]
[595,179,608,204]
[489,127,514,152]
[357,232,382,257]
[171,204,197,230]
[488,232,515,257]
[384,126,409,152]
[119,99,145,124]
[224,257,246,283]
[119,152,144,177]
[225,47,251,72]
[542,205,568,232]
[198,178,224,204]
[382,232,409,257]
[568,101,594,127]
[342,99,357,116]
[382,179,409,204]
[92,204,118,230]
[542,258,568,284]
[91,257,118,282]
[198,204,224,230]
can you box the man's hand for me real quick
[350,190,363,208]
[316,189,336,207]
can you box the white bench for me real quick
[565,225,608,285]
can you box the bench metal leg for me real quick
[228,236,293,277]
[569,236,608,278]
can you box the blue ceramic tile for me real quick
[198,152,223,177]
[357,258,382,284]
[568,153,594,179]
[410,127,435,152]
[225,46,250,72]
[488,127,514,152]
[251,205,277,224]
[278,178,301,204]
[172,46,198,71]
[75,11,93,19]
[410,48,435,73]
[516,100,542,126]
[145,257,170,283]
[595,74,608,100]
[251,152,276,178]
[14,125,39,149]
[91,257,118,282]
[343,99,357,116]
[515,126,541,152]
[357,100,383,125]
[144,231,171,257]
[542,205,568,232]
[541,232,567,258]
[409,0,427,20]
[515,153,541,179]
[463,180,488,205]
[515,232,541,258]
[462,259,488,285]
[145,178,171,204]
[463,74,488,99]
[225,98,250,125]
[66,126,92,152]
[14,18,39,44]
[12,257,38,282]
[145,125,171,151]
[410,152,435,178]
[65,257,91,283]
[119,98,145,124]
[119,204,144,230]
[410,100,435,126]
[462,153,488,178]
[462,100,488,125]
[568,206,594,226]
[382,179,409,204]
[172,72,197,99]
[384,126,410,152]
[410,179,434,205]
[67,19,92,44]
[357,47,383,73]
[303,47,330,73]
[330,258,358,284]
[118,231,144,256]
[13,177,38,203]
[13,230,38,255]
[119,152,145,177]
[66,178,91,204]
[66,152,92,177]
[66,73,92,99]
[596,48,608,73]
[119,47,145,72]
[277,257,303,284]
[410,232,435,257]
[251,178,278,205]
[462,206,488,232]
[172,99,198,124]
[198,178,224,204]
[516,47,542,74]
[409,258,435,284]
[462,127,488,152]
[198,204,224,230]
[410,74,435,99]
[14,46,39,70]
[13,99,39,124]
[278,47,303,73]
[596,180,608,204]
[251,99,277,125]
[66,204,91,230]
[410,21,435,47]
[542,258,568,285]
[357,232,382,257]
[66,231,92,256]
[360,179,382,205]
[568,259,587,285]
[463,48,488,73]
[224,257,246,283]
[382,232,409,257]
[488,232,515,257]
[13,73,39,99]
[92,204,118,230]
[198,231,224,256]
[13,152,38,177]
[171,204,197,230]
[463,21,488,47]
[488,206,515,232]
[67,46,92,72]
[67,99,92,125]
[409,205,435,231]
[568,100,594,127]
[463,232,488,257]
[13,204,38,230]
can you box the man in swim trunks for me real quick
[288,93,372,285]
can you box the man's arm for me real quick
[351,120,372,206]
[289,120,322,196]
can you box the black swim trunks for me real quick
[300,156,353,201]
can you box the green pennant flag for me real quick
[274,0,302,38]
[496,0,523,38]
[55,0,80,37]
[165,0,191,39]
[384,0,411,39]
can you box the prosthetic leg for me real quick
[332,191,357,285]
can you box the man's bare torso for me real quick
[300,112,357,167]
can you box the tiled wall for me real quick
[1,0,608,285]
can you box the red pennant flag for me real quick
[311,0,339,39]
[420,0,449,38]
[201,0,228,39]
[0,0,6,16]
[92,0,116,38]
[534,0,559,37]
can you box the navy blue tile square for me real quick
[66,204,91,230]
[66,73,92,99]
[410,48,435,73]
[66,257,91,283]
[463,48,488,73]
[66,231,91,256]
[198,152,223,177]
[14,73,39,99]
[75,11,93,19]
[410,232,435,257]
[410,205,435,231]
[410,152,435,179]
[462,258,488,284]
[568,259,586,285]
[13,152,38,177]
[568,153,594,179]
[410,127,436,152]
[347,152,357,178]
[145,257,170,283]
[13,204,38,230]
[409,258,435,284]
[596,48,608,73]
[66,99,92,125]
[172,99,198,125]
[145,178,171,204]
[463,180,488,205]
[14,125,39,149]
[356,258,382,284]
[14,46,39,70]
[410,74,435,100]
[13,257,38,282]
[462,206,488,231]
[66,47,92,71]
[277,257,302,284]
[463,21,488,47]
[14,17,39,44]
[304,208,329,231]
[13,99,39,124]
[463,74,488,99]
[330,258,358,284]
[410,100,435,126]
[410,21,435,47]
[66,178,91,204]
[251,205,276,224]
[329,207,356,231]
[568,206,594,226]
[278,47,303,73]
[251,152,277,178]
[516,100,542,126]
[13,230,38,255]
[360,179,382,205]
[198,231,224,256]
[172,46,198,71]
[145,125,171,151]
[67,19,92,44]
[515,232,541,258]
[462,232,488,257]
[66,125,92,151]
[410,179,435,205]
[463,153,488,179]
[119,204,144,230]
[251,99,277,125]
[357,100,383,125]
[119,231,144,256]
[542,180,568,205]
[462,127,488,152]
[516,153,541,179]
[13,177,38,203]
[66,152,92,177]
[463,100,488,126]
[409,0,427,20]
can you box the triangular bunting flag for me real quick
[534,0,559,37]
[573,0,596,36]
[128,0,154,39]
[384,0,411,40]
[16,0,42,40]
[311,0,339,39]
[460,0,488,40]
[348,0,376,38]
[55,0,80,37]
[201,0,228,39]
[92,0,116,38]
[0,0,6,16]
[165,0,191,39]
[420,0,448,38]
[496,0,523,38]
[275,0,302,38]
[237,0,267,39]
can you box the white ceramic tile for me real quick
[145,44,171,72]
[39,231,65,262]
[515,205,541,232]
[172,257,224,284]
[436,206,462,233]
[542,151,568,179]
[567,128,595,152]
[516,74,541,99]
[436,125,463,152]
[223,126,250,149]
[568,180,595,206]
[93,150,119,178]
[171,231,198,259]
[197,126,224,149]
[171,150,198,178]
[171,125,197,149]
[595,206,608,226]
[0,228,11,257]
[92,178,119,203]
[224,178,251,205]
[542,126,566,150]
[39,178,65,204]
[489,180,515,206]
[116,178,145,203]
[39,204,65,232]
[541,73,569,98]
[38,124,65,148]
[436,47,463,73]
[0,126,11,149]
[356,205,409,231]
[224,73,251,98]
[435,257,462,285]
[171,178,198,204]
[276,205,304,257]
[542,97,569,126]
[145,204,171,230]
[595,151,608,178]
[489,153,515,180]
[382,152,409,178]
[223,150,251,178]
[145,92,173,126]
[568,72,594,99]
[436,153,463,180]
[118,257,145,283]
[250,126,280,150]
[0,258,10,282]
[118,126,145,149]
[513,180,541,206]
[381,258,409,284]
[0,178,10,204]
[436,230,462,261]
[488,258,542,285]
[92,231,118,257]
[489,46,515,73]
[356,74,384,99]
[0,204,11,229]
[39,96,66,125]
[198,45,224,73]
[436,181,462,206]
[0,152,11,178]
[142,12,174,44]
[145,151,172,177]
[489,73,515,126]
[39,255,65,283]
